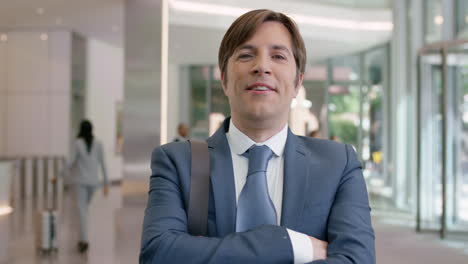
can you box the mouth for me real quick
[246,83,276,93]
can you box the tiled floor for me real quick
[1,181,468,264]
[0,184,139,264]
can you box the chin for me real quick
[245,109,276,122]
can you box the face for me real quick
[179,125,189,137]
[221,21,303,125]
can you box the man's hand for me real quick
[309,236,328,260]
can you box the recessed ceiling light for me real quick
[0,34,7,42]
[36,7,45,15]
[40,33,48,41]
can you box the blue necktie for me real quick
[236,145,277,232]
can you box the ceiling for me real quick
[0,0,124,47]
[169,0,393,64]
[0,0,393,64]
[294,0,392,9]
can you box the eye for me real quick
[272,54,286,60]
[238,53,253,60]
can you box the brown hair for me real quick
[218,9,306,84]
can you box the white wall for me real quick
[86,39,124,182]
[0,31,71,157]
[167,63,180,142]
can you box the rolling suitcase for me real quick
[36,209,58,254]
[36,175,60,254]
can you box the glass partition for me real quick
[189,66,210,139]
[362,48,389,206]
[424,0,443,43]
[456,0,468,34]
[418,42,468,238]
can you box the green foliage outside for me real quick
[330,117,358,146]
[329,87,360,146]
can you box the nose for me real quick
[250,54,271,76]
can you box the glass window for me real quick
[362,47,389,207]
[456,0,468,34]
[424,0,443,43]
[456,63,468,227]
[189,66,230,137]
[302,64,328,138]
[209,67,229,135]
[331,56,360,83]
[418,53,444,230]
[328,84,360,146]
[189,66,210,139]
[329,55,361,146]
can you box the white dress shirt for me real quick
[226,120,314,264]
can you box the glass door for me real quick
[418,53,444,231]
[448,49,468,231]
[418,42,468,238]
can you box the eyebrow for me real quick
[271,44,292,55]
[236,44,292,55]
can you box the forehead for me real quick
[239,21,293,49]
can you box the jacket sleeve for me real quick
[60,140,79,179]
[139,146,294,264]
[309,144,375,264]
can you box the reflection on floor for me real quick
[0,184,142,264]
[0,181,468,264]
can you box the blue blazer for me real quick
[140,119,375,264]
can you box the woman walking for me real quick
[60,119,109,253]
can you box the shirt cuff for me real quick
[286,229,314,264]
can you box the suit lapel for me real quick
[280,130,308,230]
[206,119,237,236]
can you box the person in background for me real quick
[308,130,321,138]
[59,119,109,253]
[330,134,341,142]
[173,123,190,142]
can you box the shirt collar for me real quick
[227,119,288,157]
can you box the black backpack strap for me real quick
[187,140,210,236]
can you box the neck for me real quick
[231,116,287,143]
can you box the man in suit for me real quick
[173,123,189,142]
[140,9,375,264]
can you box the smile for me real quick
[246,83,276,92]
[251,86,270,91]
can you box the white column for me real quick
[391,0,410,209]
[406,0,425,212]
[87,39,124,182]
[124,0,164,180]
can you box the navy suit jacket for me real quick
[140,119,375,263]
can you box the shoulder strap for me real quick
[188,140,210,236]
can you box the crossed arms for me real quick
[140,143,375,264]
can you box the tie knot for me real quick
[243,145,273,174]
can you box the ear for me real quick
[293,72,304,97]
[221,72,229,95]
